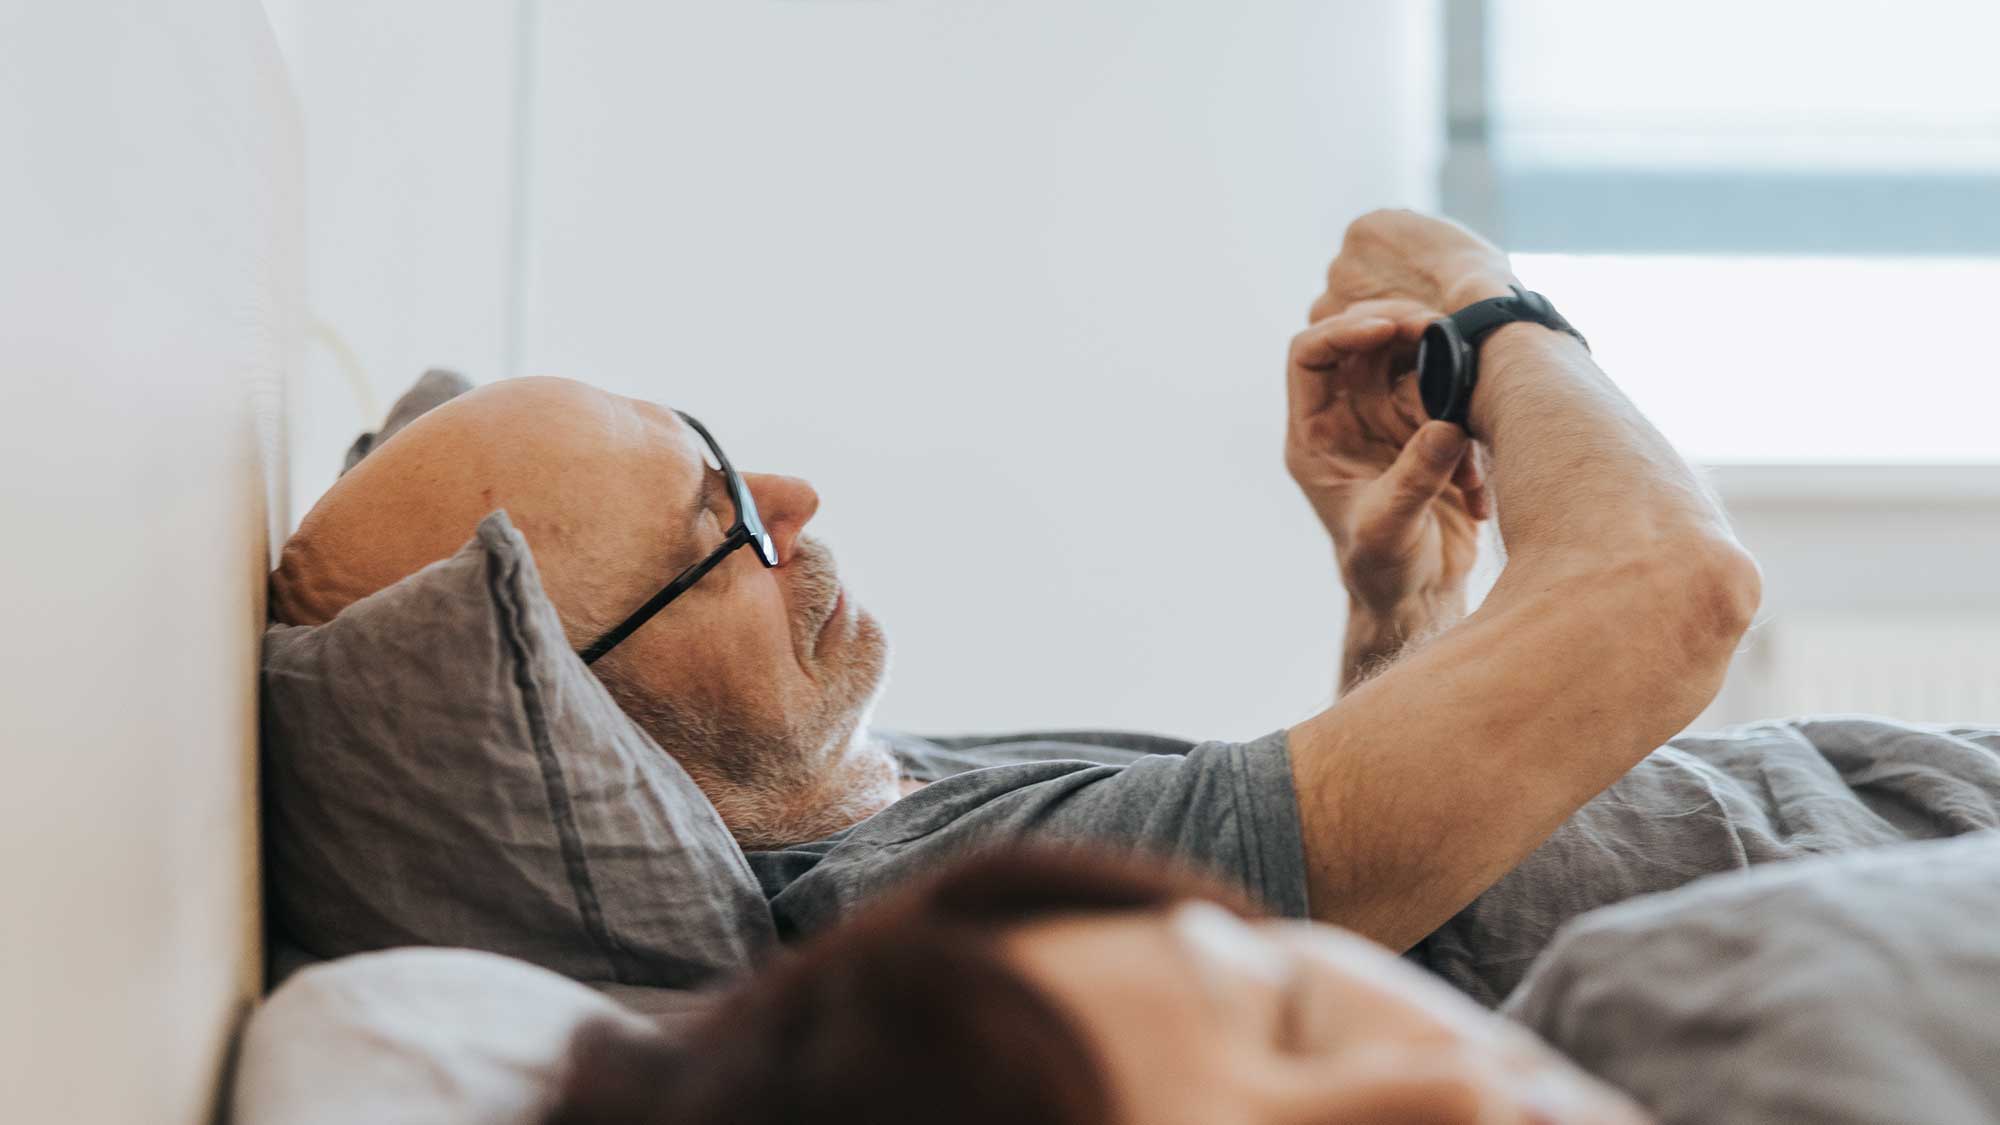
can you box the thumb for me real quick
[1377,421,1467,521]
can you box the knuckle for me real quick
[1352,207,1397,231]
[1387,474,1435,508]
[1347,207,1407,243]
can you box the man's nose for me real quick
[743,472,819,563]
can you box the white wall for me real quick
[3,3,298,1120]
[1694,467,2000,728]
[275,0,523,522]
[273,1,2000,742]
[520,1,1442,737]
[287,1,1441,737]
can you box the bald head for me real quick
[272,376,691,642]
[272,376,898,848]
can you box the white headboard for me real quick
[0,2,300,1121]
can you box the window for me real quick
[1443,0,2000,462]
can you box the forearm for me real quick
[1340,591,1463,696]
[1290,277,1761,949]
[1466,304,1739,574]
[1294,554,1754,950]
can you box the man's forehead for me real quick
[625,396,708,462]
[595,395,715,571]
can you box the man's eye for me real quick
[701,473,728,523]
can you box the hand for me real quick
[1309,210,1517,325]
[1285,302,1490,617]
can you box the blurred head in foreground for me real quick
[548,848,1649,1125]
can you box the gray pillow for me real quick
[262,510,775,988]
[1503,831,2000,1124]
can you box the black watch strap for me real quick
[1453,284,1589,351]
[1419,284,1587,428]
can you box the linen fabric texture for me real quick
[1412,718,2000,1006]
[750,729,1311,940]
[1505,829,2000,1124]
[261,510,776,988]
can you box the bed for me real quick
[0,2,300,1121]
[14,7,2000,1125]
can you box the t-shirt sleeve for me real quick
[877,728,1193,781]
[757,730,1308,940]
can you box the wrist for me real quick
[1463,318,1592,439]
[1441,270,1519,311]
[1340,588,1466,694]
[1346,587,1465,634]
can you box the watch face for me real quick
[1417,321,1461,422]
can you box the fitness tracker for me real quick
[1416,285,1587,428]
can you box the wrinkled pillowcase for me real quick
[1504,831,2000,1125]
[262,510,776,988]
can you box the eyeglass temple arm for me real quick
[577,524,752,665]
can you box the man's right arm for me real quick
[1288,213,1761,951]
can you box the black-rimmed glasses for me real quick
[578,411,777,665]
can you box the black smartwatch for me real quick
[1416,285,1587,428]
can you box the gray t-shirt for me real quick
[746,717,2000,1013]
[745,729,1310,940]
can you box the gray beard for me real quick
[596,544,899,848]
[611,675,899,850]
[701,721,902,849]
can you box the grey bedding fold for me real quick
[1415,716,2000,1006]
[1505,831,2000,1124]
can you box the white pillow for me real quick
[232,947,664,1125]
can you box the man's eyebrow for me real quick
[684,472,716,556]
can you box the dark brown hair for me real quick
[546,847,1251,1125]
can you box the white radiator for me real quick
[1700,612,2000,729]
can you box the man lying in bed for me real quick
[269,209,2000,1003]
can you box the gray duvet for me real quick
[1418,716,2000,1124]
[1416,716,2000,1005]
[1508,831,2000,1124]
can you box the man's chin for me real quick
[841,609,891,724]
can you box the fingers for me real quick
[1287,314,1398,420]
[1287,300,1450,453]
[1307,290,1338,325]
[1289,314,1398,371]
[1377,421,1468,523]
[1292,295,1445,371]
[1306,294,1442,331]
[1451,438,1491,520]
